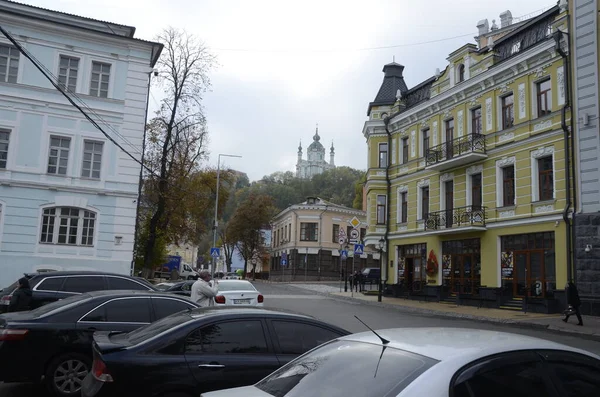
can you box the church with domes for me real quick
[296,126,335,179]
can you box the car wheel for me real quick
[45,353,91,397]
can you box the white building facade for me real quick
[0,2,162,287]
[296,127,335,179]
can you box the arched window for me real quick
[40,207,97,246]
[458,64,465,83]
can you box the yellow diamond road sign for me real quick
[349,217,361,229]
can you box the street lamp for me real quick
[212,153,242,276]
[378,237,385,302]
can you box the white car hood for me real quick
[202,386,271,397]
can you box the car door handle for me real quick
[198,364,225,369]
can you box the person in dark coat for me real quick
[563,282,583,326]
[8,277,33,313]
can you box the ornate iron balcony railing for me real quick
[425,205,487,230]
[425,133,486,167]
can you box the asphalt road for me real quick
[2,281,599,396]
[258,282,600,355]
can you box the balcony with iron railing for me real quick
[425,133,487,171]
[424,205,487,234]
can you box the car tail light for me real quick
[92,358,114,383]
[0,296,11,306]
[0,329,29,341]
[257,294,264,303]
[215,295,226,304]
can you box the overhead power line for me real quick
[0,25,150,173]
[209,32,477,54]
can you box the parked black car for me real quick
[164,280,195,297]
[0,271,157,313]
[0,290,198,397]
[82,307,350,397]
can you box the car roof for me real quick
[81,290,196,300]
[188,306,314,320]
[27,271,143,278]
[341,327,588,361]
[218,279,250,283]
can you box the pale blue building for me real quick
[0,2,162,287]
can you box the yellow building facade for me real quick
[363,6,572,313]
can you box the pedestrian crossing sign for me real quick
[354,244,364,255]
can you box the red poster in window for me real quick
[426,250,439,277]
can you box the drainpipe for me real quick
[380,115,393,302]
[554,27,575,283]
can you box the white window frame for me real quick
[57,53,81,93]
[400,136,409,164]
[47,135,72,176]
[376,194,387,225]
[530,147,555,202]
[417,180,430,221]
[0,43,20,84]
[439,174,455,212]
[497,92,515,130]
[420,128,430,158]
[0,127,10,170]
[465,165,484,207]
[84,58,116,99]
[532,76,552,119]
[495,157,516,207]
[468,106,483,136]
[80,139,104,179]
[378,142,388,168]
[396,185,408,224]
[39,206,97,247]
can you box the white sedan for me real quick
[202,327,600,397]
[214,280,263,307]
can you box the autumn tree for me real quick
[141,27,216,273]
[228,193,276,278]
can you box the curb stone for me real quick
[277,283,600,343]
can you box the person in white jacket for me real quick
[190,271,219,307]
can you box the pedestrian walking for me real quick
[563,281,583,326]
[190,271,219,307]
[8,277,33,312]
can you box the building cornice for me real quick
[364,39,557,141]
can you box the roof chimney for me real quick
[500,10,513,28]
[477,19,489,36]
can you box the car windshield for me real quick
[29,294,93,317]
[126,311,193,345]
[218,281,256,292]
[255,340,438,397]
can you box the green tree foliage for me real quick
[228,193,276,278]
[353,172,367,210]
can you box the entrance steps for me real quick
[440,293,457,305]
[499,297,522,311]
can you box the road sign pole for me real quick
[351,255,355,298]
[339,244,342,292]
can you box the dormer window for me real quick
[307,197,317,205]
[458,64,465,83]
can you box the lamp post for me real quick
[378,237,385,302]
[212,153,242,276]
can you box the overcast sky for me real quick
[24,0,555,181]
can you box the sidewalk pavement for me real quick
[276,282,600,341]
